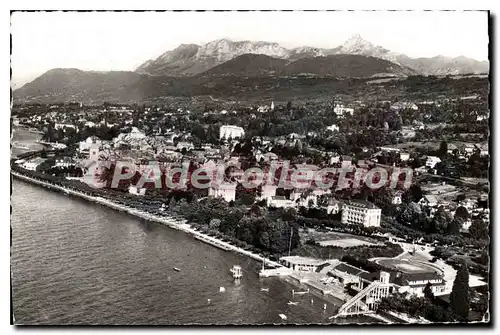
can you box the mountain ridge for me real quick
[136,35,489,76]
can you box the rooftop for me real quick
[280,256,328,266]
[345,199,379,210]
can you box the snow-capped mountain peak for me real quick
[337,34,399,64]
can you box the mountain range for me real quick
[136,35,489,76]
[14,35,489,103]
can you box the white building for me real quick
[418,195,439,208]
[394,273,446,297]
[341,200,381,227]
[259,184,277,204]
[279,256,328,273]
[22,157,46,171]
[392,191,403,205]
[208,183,236,203]
[334,104,354,117]
[79,136,102,152]
[54,157,76,168]
[89,143,101,162]
[129,185,146,196]
[55,123,76,130]
[327,124,340,132]
[426,156,442,169]
[400,152,410,162]
[269,196,295,208]
[219,125,245,140]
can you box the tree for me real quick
[469,219,489,240]
[455,206,469,220]
[450,263,470,321]
[423,282,435,301]
[447,217,463,235]
[438,140,448,158]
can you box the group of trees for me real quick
[169,197,300,256]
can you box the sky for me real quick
[11,10,489,88]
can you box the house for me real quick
[392,272,446,297]
[447,143,458,155]
[89,143,101,162]
[55,123,76,130]
[400,152,410,162]
[129,185,146,196]
[259,184,277,204]
[326,124,340,132]
[418,195,439,208]
[79,136,101,152]
[269,196,295,208]
[380,146,401,153]
[208,183,236,203]
[341,200,381,227]
[475,142,489,156]
[326,199,341,214]
[22,157,46,171]
[279,256,329,273]
[341,155,353,168]
[176,142,194,151]
[333,104,354,116]
[426,156,442,169]
[392,191,403,205]
[54,157,76,168]
[219,125,245,140]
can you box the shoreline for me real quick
[12,171,393,324]
[11,171,284,269]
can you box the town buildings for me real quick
[208,183,237,202]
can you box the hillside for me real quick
[283,55,415,77]
[13,67,489,105]
[13,69,145,103]
[199,54,288,76]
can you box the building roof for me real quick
[345,199,379,210]
[280,256,328,266]
[333,263,368,276]
[422,195,439,204]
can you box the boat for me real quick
[260,288,269,292]
[230,265,242,279]
[173,267,181,272]
[219,287,226,293]
[287,301,298,306]
[292,289,310,295]
[279,314,287,320]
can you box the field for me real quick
[374,258,442,274]
[318,238,377,248]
